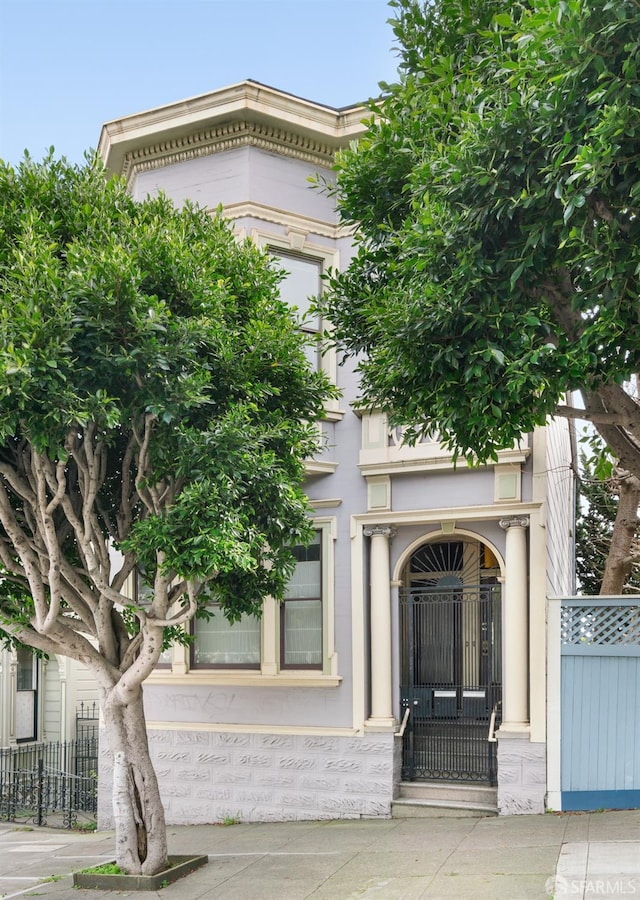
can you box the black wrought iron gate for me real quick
[400,584,502,783]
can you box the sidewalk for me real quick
[0,809,639,899]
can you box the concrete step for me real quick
[398,780,497,805]
[392,781,498,818]
[391,798,497,818]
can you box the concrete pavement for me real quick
[0,809,639,899]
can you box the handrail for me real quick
[395,706,411,737]
[487,705,498,743]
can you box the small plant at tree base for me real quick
[77,863,124,876]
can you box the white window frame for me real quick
[252,229,343,422]
[149,517,339,687]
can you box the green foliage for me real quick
[77,862,123,875]
[0,153,333,663]
[326,0,640,466]
[576,436,640,594]
[221,814,240,825]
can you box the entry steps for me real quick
[391,781,498,818]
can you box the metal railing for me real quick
[0,737,98,829]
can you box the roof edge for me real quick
[99,80,370,176]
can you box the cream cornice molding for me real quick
[224,201,355,241]
[145,721,357,736]
[120,119,344,188]
[358,446,531,477]
[145,671,342,688]
[349,501,544,537]
[99,80,369,181]
[308,498,343,509]
[305,459,339,476]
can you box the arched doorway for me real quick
[399,536,502,783]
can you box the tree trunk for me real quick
[102,685,168,875]
[600,471,640,595]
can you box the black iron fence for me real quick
[0,735,98,829]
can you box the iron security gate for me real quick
[400,583,502,783]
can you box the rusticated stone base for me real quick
[99,729,397,827]
[497,733,546,815]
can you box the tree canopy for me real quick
[0,153,332,873]
[576,443,640,595]
[326,0,640,478]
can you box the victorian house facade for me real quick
[97,81,576,822]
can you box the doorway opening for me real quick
[399,537,502,783]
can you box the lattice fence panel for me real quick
[561,604,640,647]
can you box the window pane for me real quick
[284,599,322,666]
[285,534,320,599]
[194,609,260,667]
[283,532,322,668]
[157,645,172,667]
[16,646,34,691]
[274,253,321,331]
[285,560,321,599]
[136,573,154,605]
[303,339,320,370]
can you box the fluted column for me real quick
[499,516,530,732]
[364,524,396,730]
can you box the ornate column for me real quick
[499,516,530,732]
[364,524,396,730]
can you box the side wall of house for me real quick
[544,417,576,597]
[42,657,61,742]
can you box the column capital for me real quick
[364,524,396,539]
[499,515,529,531]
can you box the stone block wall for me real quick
[99,728,397,827]
[497,735,546,815]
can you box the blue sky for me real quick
[0,0,400,167]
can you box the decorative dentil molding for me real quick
[122,120,338,187]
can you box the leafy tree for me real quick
[0,154,332,874]
[325,0,640,590]
[576,439,640,594]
